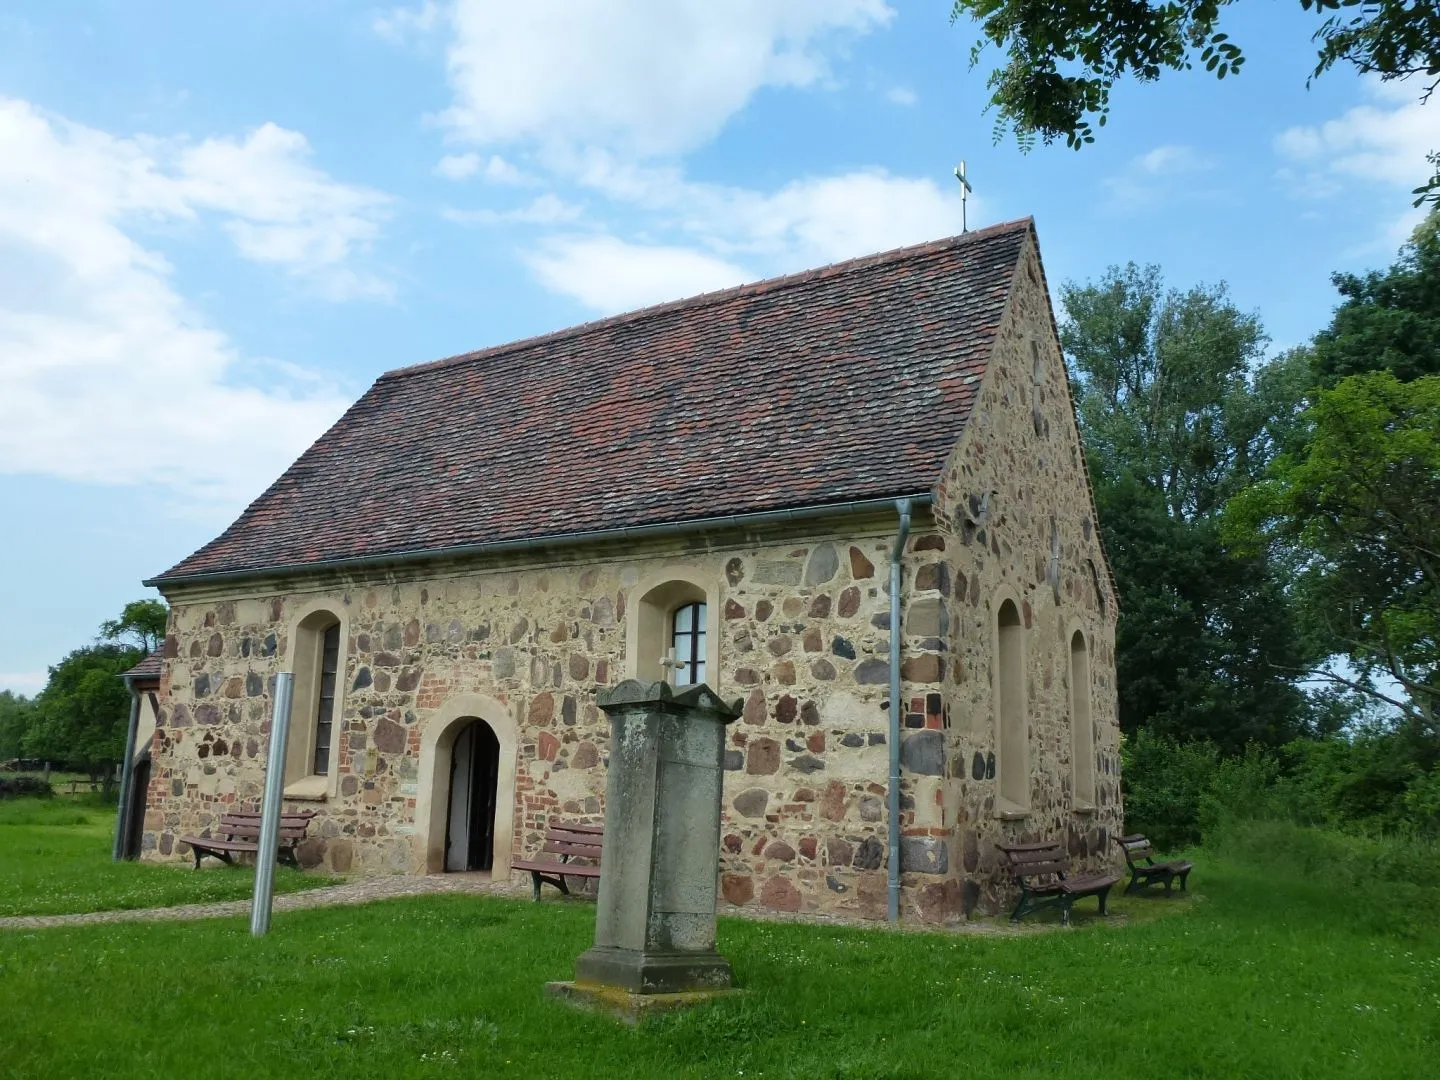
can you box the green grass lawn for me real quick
[0,797,338,917]
[1,816,1436,1079]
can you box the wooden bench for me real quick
[511,822,603,901]
[997,840,1120,925]
[179,810,316,870]
[1115,834,1193,895]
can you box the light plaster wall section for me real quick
[930,235,1123,916]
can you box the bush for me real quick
[0,777,54,800]
[1118,730,1219,849]
[1123,725,1440,848]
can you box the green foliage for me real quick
[950,0,1438,203]
[98,598,168,654]
[1124,727,1440,849]
[0,776,53,800]
[1227,372,1440,726]
[0,690,34,760]
[1119,729,1220,848]
[1313,211,1440,383]
[1063,265,1313,751]
[23,645,139,774]
[15,599,171,776]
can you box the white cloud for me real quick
[1274,80,1438,250]
[521,171,969,313]
[482,155,532,185]
[0,98,354,511]
[526,235,749,312]
[373,1,442,42]
[435,152,534,185]
[1276,83,1437,187]
[434,151,480,180]
[0,672,46,697]
[705,171,963,264]
[886,86,917,106]
[440,0,893,157]
[1102,144,1211,208]
[174,123,391,299]
[416,1,964,315]
[443,194,583,226]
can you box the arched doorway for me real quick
[444,719,501,872]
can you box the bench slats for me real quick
[542,839,603,858]
[997,840,1117,925]
[517,821,606,901]
[179,808,317,871]
[1113,833,1193,896]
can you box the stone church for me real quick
[139,218,1123,923]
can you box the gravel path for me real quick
[0,875,1035,935]
[0,873,530,931]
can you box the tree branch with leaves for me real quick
[952,0,1440,204]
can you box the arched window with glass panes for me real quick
[669,601,707,686]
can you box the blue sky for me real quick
[0,1,1434,695]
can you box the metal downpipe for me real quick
[887,497,913,923]
[112,677,142,861]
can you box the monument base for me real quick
[574,944,733,995]
[545,981,743,1025]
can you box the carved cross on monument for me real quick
[954,160,972,233]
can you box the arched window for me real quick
[996,599,1028,810]
[312,623,341,774]
[287,609,345,793]
[669,602,707,686]
[626,575,718,689]
[1070,631,1095,808]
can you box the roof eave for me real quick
[147,492,937,590]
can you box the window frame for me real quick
[284,603,348,800]
[624,570,721,691]
[668,600,707,686]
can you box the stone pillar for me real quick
[571,679,742,996]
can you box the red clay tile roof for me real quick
[153,219,1033,583]
[121,649,164,681]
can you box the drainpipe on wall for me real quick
[112,675,142,861]
[887,497,913,923]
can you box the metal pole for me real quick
[251,673,295,937]
[113,678,142,861]
[887,498,913,923]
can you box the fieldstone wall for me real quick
[142,234,1122,923]
[927,235,1125,918]
[143,528,952,915]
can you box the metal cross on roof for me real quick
[954,160,972,233]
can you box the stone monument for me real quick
[547,679,742,1019]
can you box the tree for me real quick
[15,599,168,788]
[1313,211,1440,384]
[950,0,1440,204]
[1227,372,1440,730]
[1063,264,1316,752]
[0,691,34,761]
[23,644,139,787]
[99,599,168,654]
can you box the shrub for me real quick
[1119,730,1218,849]
[0,777,54,800]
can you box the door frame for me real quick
[417,694,518,876]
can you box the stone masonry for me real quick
[142,232,1122,923]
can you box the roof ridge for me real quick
[383,217,1034,380]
